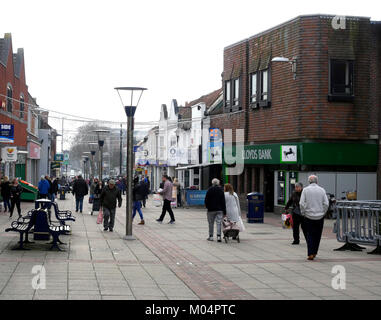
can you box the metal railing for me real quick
[333,200,381,255]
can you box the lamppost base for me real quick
[124,235,136,241]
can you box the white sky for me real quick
[2,0,381,149]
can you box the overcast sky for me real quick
[3,0,381,143]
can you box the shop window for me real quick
[329,59,354,102]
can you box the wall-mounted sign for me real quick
[28,142,41,159]
[54,154,64,162]
[0,124,14,143]
[2,147,18,162]
[51,161,61,169]
[281,145,297,163]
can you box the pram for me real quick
[222,218,240,243]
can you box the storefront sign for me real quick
[28,142,41,159]
[50,161,61,169]
[280,145,297,163]
[0,124,14,143]
[54,154,64,162]
[2,147,17,162]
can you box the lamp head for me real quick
[114,87,147,118]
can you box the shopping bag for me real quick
[237,216,246,232]
[96,208,103,224]
[152,193,162,207]
[281,212,293,229]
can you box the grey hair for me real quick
[295,182,303,188]
[211,178,220,186]
[308,175,318,184]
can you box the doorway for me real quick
[264,168,274,212]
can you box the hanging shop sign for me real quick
[1,147,17,162]
[0,124,14,143]
[54,154,64,162]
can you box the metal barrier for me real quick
[333,200,381,255]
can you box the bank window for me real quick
[329,59,354,102]
[224,80,231,110]
[261,70,268,101]
[250,73,257,106]
[20,95,25,119]
[233,78,240,107]
[6,84,13,113]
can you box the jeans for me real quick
[207,211,223,237]
[76,196,84,212]
[158,199,175,222]
[51,193,56,202]
[103,207,116,229]
[132,201,144,220]
[3,197,10,212]
[10,198,21,217]
[302,217,325,256]
[292,213,306,243]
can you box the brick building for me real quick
[212,15,381,212]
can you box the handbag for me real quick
[282,212,293,229]
[96,208,103,224]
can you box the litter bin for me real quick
[247,192,264,223]
[59,187,66,200]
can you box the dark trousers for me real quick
[76,196,84,212]
[302,217,324,256]
[10,198,21,217]
[3,197,11,211]
[292,213,306,242]
[159,199,175,222]
[177,193,182,207]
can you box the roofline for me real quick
[224,14,372,50]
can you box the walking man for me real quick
[300,175,329,261]
[38,175,50,199]
[204,178,226,242]
[100,179,122,231]
[9,178,23,218]
[132,176,145,225]
[156,175,175,224]
[285,182,306,245]
[72,175,88,213]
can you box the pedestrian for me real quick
[38,175,50,199]
[141,176,150,208]
[172,178,181,208]
[100,179,122,232]
[300,175,329,261]
[285,182,306,245]
[45,176,53,200]
[51,177,59,202]
[223,183,243,226]
[1,176,11,213]
[9,178,23,218]
[132,176,145,225]
[122,177,127,195]
[92,179,103,215]
[204,178,226,242]
[72,174,89,213]
[156,175,175,224]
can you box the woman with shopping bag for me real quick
[223,183,245,233]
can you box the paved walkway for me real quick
[0,194,380,300]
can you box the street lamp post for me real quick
[115,87,147,240]
[93,130,110,181]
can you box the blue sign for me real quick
[0,124,14,143]
[186,190,207,206]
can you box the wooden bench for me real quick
[5,211,37,250]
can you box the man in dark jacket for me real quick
[204,178,226,242]
[132,177,145,225]
[100,179,122,232]
[72,175,88,213]
[285,182,306,245]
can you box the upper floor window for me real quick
[260,69,268,101]
[329,59,354,102]
[20,95,25,119]
[6,84,13,113]
[233,78,240,107]
[250,72,257,106]
[224,80,231,109]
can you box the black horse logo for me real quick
[284,147,295,159]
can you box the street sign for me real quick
[1,147,17,162]
[51,161,61,169]
[64,153,69,161]
[0,124,14,143]
[54,154,64,162]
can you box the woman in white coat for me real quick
[223,184,245,232]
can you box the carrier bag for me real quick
[282,212,293,229]
[153,193,162,207]
[96,208,103,224]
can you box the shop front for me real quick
[225,142,378,213]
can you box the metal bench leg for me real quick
[24,232,34,244]
[13,233,30,251]
[49,234,65,251]
[368,241,381,255]
[334,240,365,252]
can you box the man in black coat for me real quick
[204,178,226,242]
[285,182,306,245]
[72,175,88,213]
[100,179,122,232]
